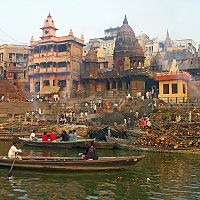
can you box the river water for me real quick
[0,141,200,200]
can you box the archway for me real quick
[106,80,110,90]
[118,80,122,90]
[111,80,116,89]
[126,79,130,91]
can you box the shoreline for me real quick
[118,143,200,154]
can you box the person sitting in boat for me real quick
[78,142,98,160]
[42,132,48,142]
[73,129,77,140]
[8,141,22,160]
[30,130,37,141]
[50,132,57,142]
[60,130,69,141]
[68,130,74,141]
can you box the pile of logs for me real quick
[132,107,200,149]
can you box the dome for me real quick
[114,15,144,57]
[117,15,135,38]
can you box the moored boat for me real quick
[94,141,120,149]
[19,137,119,149]
[0,155,145,171]
[19,138,95,149]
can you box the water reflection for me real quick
[0,141,200,199]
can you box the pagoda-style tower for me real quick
[40,13,58,39]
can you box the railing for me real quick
[28,67,71,75]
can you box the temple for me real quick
[80,15,156,98]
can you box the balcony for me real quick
[28,67,71,76]
[7,66,23,73]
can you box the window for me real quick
[183,84,186,94]
[35,82,40,92]
[43,80,50,86]
[24,54,28,59]
[172,83,178,94]
[57,44,67,52]
[9,53,15,60]
[58,80,66,88]
[57,62,66,68]
[163,84,169,94]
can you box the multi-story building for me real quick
[100,27,119,57]
[137,34,149,51]
[104,27,119,38]
[0,44,29,80]
[28,13,84,97]
[145,37,164,60]
[175,39,197,55]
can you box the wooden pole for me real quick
[56,112,59,124]
[24,114,27,123]
[8,153,18,177]
[18,115,21,123]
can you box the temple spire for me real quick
[123,14,128,25]
[48,12,51,18]
[164,29,172,50]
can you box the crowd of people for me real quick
[29,129,77,142]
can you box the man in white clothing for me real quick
[8,141,22,160]
[30,130,37,141]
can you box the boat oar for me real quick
[8,153,18,177]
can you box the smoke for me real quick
[189,80,200,97]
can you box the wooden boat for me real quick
[19,138,95,149]
[0,155,145,171]
[94,141,120,149]
[0,133,43,141]
[19,138,119,149]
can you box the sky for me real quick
[0,0,199,45]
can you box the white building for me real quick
[175,39,197,55]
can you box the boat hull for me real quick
[0,156,145,171]
[19,138,118,149]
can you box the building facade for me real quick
[28,13,84,97]
[0,44,29,80]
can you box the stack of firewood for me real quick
[132,107,200,149]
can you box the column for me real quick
[40,77,43,91]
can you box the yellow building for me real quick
[155,60,191,103]
[0,44,29,80]
[28,13,84,97]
